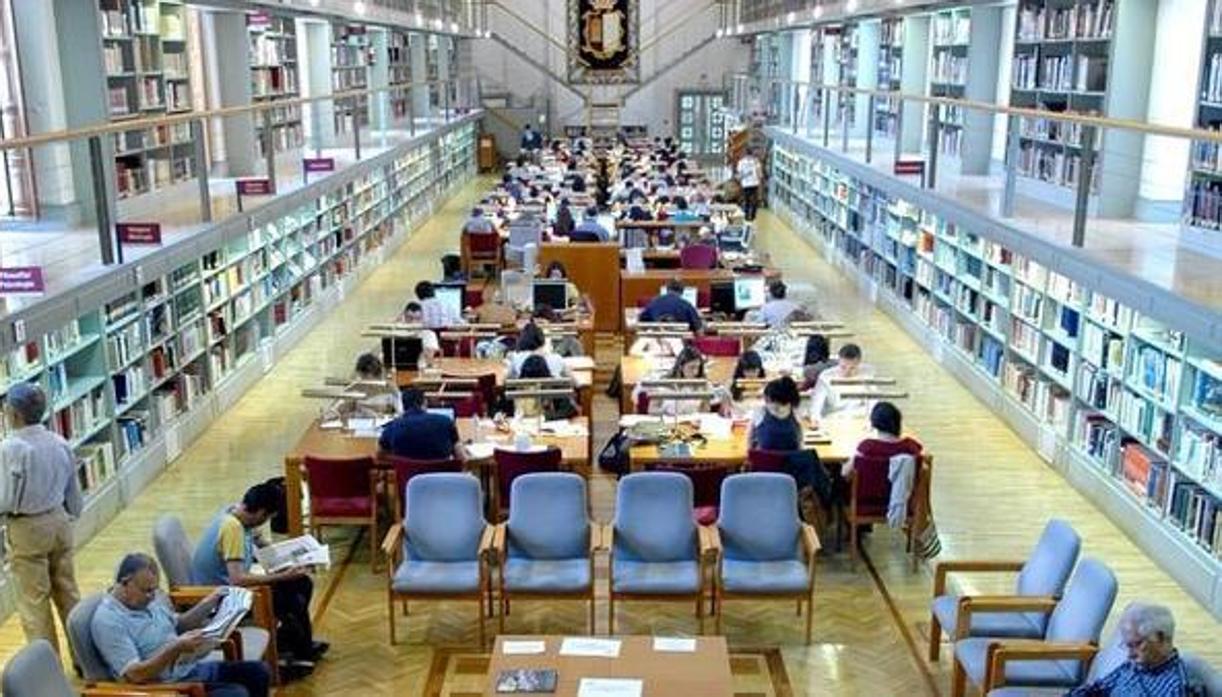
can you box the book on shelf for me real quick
[1122,441,1162,499]
[108,87,132,116]
[77,441,116,494]
[1213,0,1222,36]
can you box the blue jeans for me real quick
[186,660,270,697]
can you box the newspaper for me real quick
[175,586,253,666]
[253,535,332,573]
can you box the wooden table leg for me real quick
[285,457,304,537]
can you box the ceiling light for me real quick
[813,6,824,19]
[786,11,795,24]
[846,0,859,11]
[353,1,365,15]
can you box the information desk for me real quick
[619,268,781,330]
[485,636,733,697]
[627,413,872,470]
[283,417,591,537]
[539,243,621,332]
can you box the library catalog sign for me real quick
[568,0,638,84]
[0,267,45,296]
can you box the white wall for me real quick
[991,5,1015,163]
[474,0,747,136]
[14,0,73,207]
[1138,0,1206,204]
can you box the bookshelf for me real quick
[248,12,302,158]
[929,8,970,158]
[1007,0,1154,216]
[768,130,1222,618]
[331,23,370,136]
[836,23,859,132]
[388,30,412,120]
[874,16,903,139]
[98,0,195,200]
[1186,0,1222,231]
[0,117,478,619]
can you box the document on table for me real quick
[652,637,697,653]
[577,678,642,697]
[501,640,547,655]
[559,637,622,658]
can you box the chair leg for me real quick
[477,597,486,649]
[805,593,814,645]
[387,592,397,645]
[796,598,802,616]
[951,655,966,697]
[608,593,615,635]
[714,593,722,636]
[697,594,704,635]
[928,615,942,661]
[498,594,506,634]
[588,595,596,635]
[402,599,409,617]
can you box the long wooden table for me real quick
[282,416,591,537]
[485,636,733,697]
[396,356,595,417]
[618,354,738,413]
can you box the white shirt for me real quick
[420,297,465,330]
[0,425,82,517]
[809,363,875,419]
[760,299,801,328]
[736,156,761,188]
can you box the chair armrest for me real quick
[221,634,241,661]
[588,522,603,554]
[800,523,821,558]
[479,524,497,560]
[954,595,1059,639]
[698,525,721,563]
[933,560,1026,596]
[86,683,208,697]
[601,523,614,553]
[166,587,217,607]
[984,641,1098,691]
[381,523,403,557]
[492,523,507,559]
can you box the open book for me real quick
[254,535,332,573]
[176,586,254,666]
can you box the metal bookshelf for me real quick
[1186,0,1222,231]
[98,0,196,199]
[929,7,969,158]
[874,16,903,139]
[331,23,370,135]
[248,12,302,157]
[768,128,1222,619]
[0,116,478,621]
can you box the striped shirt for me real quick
[1068,652,1198,697]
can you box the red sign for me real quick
[0,267,45,296]
[303,158,335,173]
[116,222,162,245]
[894,160,926,177]
[236,178,274,196]
[248,11,271,27]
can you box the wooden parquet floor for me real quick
[1,180,1217,697]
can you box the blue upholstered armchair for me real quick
[929,519,1082,661]
[382,473,495,646]
[493,473,599,634]
[606,472,716,635]
[951,557,1118,697]
[710,473,820,644]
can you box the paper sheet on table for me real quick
[466,442,496,460]
[697,414,733,440]
[577,678,642,697]
[618,415,663,428]
[652,637,697,653]
[320,420,343,430]
[541,420,589,437]
[625,247,645,273]
[346,418,376,431]
[501,640,547,655]
[351,428,381,439]
[559,637,621,658]
[564,356,595,371]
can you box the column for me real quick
[961,6,1001,175]
[212,11,257,176]
[899,15,930,155]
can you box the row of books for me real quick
[250,33,296,67]
[113,365,147,407]
[0,344,40,388]
[1016,1,1114,41]
[1012,283,1045,324]
[1176,422,1222,491]
[1011,315,1041,359]
[1190,133,1222,174]
[1016,144,1096,189]
[117,413,148,458]
[45,321,85,360]
[1019,116,1089,147]
[252,67,298,98]
[78,441,116,494]
[1076,361,1119,412]
[932,12,969,46]
[1130,345,1182,404]
[1128,444,1221,554]
[100,4,158,38]
[1116,388,1174,455]
[51,387,107,444]
[1077,412,1120,465]
[1081,321,1125,372]
[1185,178,1222,229]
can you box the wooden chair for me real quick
[693,335,741,357]
[461,231,502,278]
[844,453,932,567]
[647,460,732,526]
[379,454,465,519]
[303,455,380,571]
[490,446,563,520]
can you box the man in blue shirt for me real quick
[190,482,325,676]
[91,552,270,697]
[567,206,610,242]
[1068,603,1204,696]
[640,278,703,331]
[378,388,467,461]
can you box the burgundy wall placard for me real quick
[0,266,45,295]
[236,178,274,196]
[303,158,336,173]
[116,222,163,245]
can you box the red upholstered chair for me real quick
[696,288,711,309]
[746,448,789,473]
[464,287,485,309]
[491,447,563,520]
[461,231,502,278]
[634,390,651,415]
[647,461,730,525]
[303,455,380,570]
[636,297,652,309]
[693,335,741,357]
[444,372,497,414]
[679,243,718,270]
[379,454,464,518]
[845,454,927,565]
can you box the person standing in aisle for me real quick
[0,382,82,652]
[736,148,762,221]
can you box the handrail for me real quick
[731,73,1222,145]
[0,78,468,152]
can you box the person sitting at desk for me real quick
[749,377,830,528]
[514,355,579,421]
[669,196,701,223]
[398,302,442,359]
[415,281,466,330]
[473,290,519,326]
[634,345,717,416]
[543,261,582,310]
[342,354,403,418]
[640,278,702,332]
[809,343,871,419]
[506,321,568,379]
[568,206,610,242]
[800,334,834,389]
[190,482,326,677]
[553,198,575,237]
[90,553,272,697]
[501,174,523,202]
[463,207,493,235]
[760,280,803,328]
[378,388,467,462]
[719,350,765,419]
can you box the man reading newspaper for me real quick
[91,553,269,697]
[191,482,329,680]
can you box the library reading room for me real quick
[0,0,1218,695]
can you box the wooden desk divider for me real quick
[323,377,393,388]
[300,387,368,400]
[409,377,481,390]
[837,390,910,401]
[505,377,576,389]
[826,377,899,386]
[504,388,578,401]
[639,378,713,389]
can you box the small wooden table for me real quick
[484,635,733,697]
[282,416,591,537]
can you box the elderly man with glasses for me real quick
[90,553,270,697]
[1068,603,1202,697]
